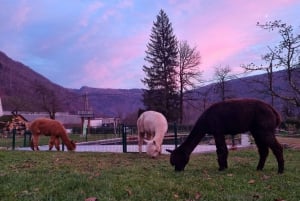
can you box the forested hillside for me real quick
[0,51,143,118]
[0,50,299,123]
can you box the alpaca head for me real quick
[68,140,77,151]
[166,149,190,171]
[144,140,160,158]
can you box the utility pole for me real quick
[84,92,89,111]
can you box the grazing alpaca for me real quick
[29,118,76,151]
[167,99,284,173]
[137,110,168,158]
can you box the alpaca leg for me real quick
[49,136,55,150]
[268,137,284,173]
[256,142,269,171]
[252,132,269,171]
[138,132,144,153]
[214,135,228,171]
[54,137,60,151]
[31,135,40,151]
[30,138,35,150]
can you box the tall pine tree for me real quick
[141,9,179,121]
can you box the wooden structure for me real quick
[0,114,28,136]
[78,110,94,135]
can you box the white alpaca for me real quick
[137,111,168,158]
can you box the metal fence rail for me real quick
[1,123,243,152]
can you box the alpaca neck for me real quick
[153,132,165,145]
[60,132,74,150]
[180,122,206,155]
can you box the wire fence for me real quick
[0,123,243,152]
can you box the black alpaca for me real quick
[167,99,284,173]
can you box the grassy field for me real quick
[0,148,299,201]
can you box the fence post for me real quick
[23,130,32,147]
[12,128,16,150]
[174,122,178,148]
[85,127,88,142]
[122,124,127,153]
[23,131,26,147]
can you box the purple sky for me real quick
[0,0,299,89]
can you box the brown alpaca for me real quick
[29,118,76,151]
[167,98,284,173]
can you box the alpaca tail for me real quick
[60,132,76,151]
[269,105,281,127]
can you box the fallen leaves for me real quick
[126,188,132,196]
[173,192,202,200]
[174,193,179,199]
[248,174,271,184]
[262,174,271,180]
[248,179,256,184]
[195,192,202,200]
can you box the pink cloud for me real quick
[79,30,147,88]
[1,0,299,89]
[117,0,133,9]
[170,0,299,81]
[10,3,31,31]
[79,1,104,27]
[81,57,131,88]
[101,9,119,21]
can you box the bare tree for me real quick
[244,20,300,107]
[178,40,202,123]
[197,85,214,111]
[35,83,62,119]
[214,65,234,101]
[242,51,277,106]
[214,65,238,147]
[4,95,28,115]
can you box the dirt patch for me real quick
[277,136,300,150]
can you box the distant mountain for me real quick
[0,50,299,123]
[0,51,82,113]
[71,87,144,117]
[193,68,299,104]
[0,50,143,118]
[182,68,300,123]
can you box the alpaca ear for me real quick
[166,149,173,153]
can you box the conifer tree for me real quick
[141,9,179,121]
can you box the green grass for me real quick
[0,149,299,201]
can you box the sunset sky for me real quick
[0,0,299,89]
